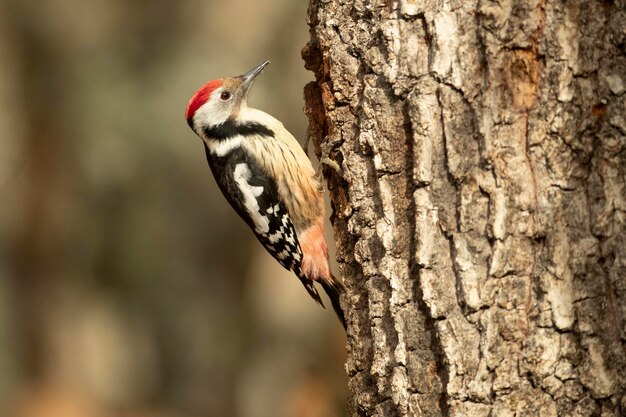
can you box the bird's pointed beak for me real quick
[239,60,270,94]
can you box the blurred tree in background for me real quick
[0,1,347,416]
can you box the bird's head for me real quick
[185,60,269,132]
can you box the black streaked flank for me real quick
[203,120,274,140]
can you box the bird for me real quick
[185,60,345,328]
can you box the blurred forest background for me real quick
[0,1,347,416]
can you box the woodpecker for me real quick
[185,61,345,328]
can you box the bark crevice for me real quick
[304,0,626,415]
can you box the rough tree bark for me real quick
[302,1,626,416]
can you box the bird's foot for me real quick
[304,131,312,157]
[319,157,343,177]
[316,138,343,179]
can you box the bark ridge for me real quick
[303,0,626,416]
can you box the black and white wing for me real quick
[203,144,324,305]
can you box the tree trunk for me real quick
[303,1,626,416]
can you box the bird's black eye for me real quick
[220,91,231,101]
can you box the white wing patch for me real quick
[204,136,243,157]
[233,163,270,234]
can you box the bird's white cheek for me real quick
[195,100,231,126]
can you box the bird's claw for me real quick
[304,132,311,157]
[319,136,344,178]
[318,156,343,178]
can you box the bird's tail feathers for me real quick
[299,276,325,307]
[321,275,346,329]
[297,271,346,329]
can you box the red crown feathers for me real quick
[185,80,223,122]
